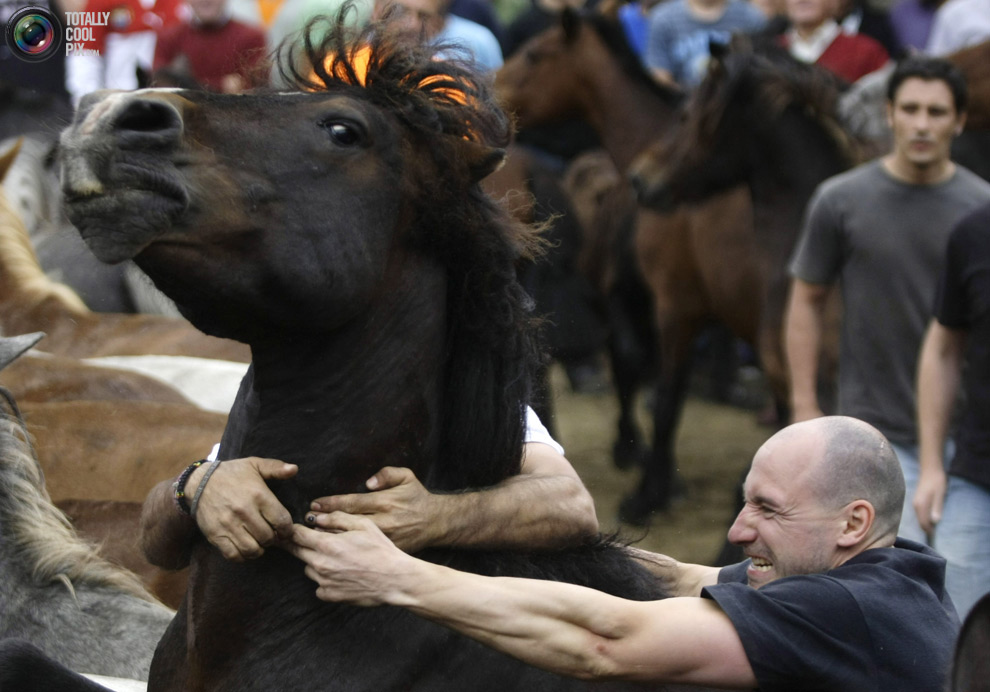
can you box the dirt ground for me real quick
[544,364,775,566]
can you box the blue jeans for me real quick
[934,475,990,620]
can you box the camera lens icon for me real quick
[5,6,62,62]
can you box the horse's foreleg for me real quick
[618,324,694,525]
[605,285,655,471]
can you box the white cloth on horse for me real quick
[83,355,249,413]
[81,673,148,692]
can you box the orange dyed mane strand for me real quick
[279,5,506,146]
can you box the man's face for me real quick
[188,0,226,23]
[726,429,844,589]
[785,0,835,29]
[887,77,964,173]
[374,0,445,39]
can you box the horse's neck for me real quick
[750,109,849,261]
[220,272,447,511]
[576,35,678,171]
[752,108,849,203]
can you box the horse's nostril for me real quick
[112,98,182,139]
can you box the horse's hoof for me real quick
[612,439,645,471]
[564,360,609,394]
[617,490,668,526]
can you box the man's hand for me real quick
[191,457,297,562]
[913,465,947,537]
[307,467,440,552]
[288,514,416,607]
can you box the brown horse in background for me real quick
[629,40,851,416]
[948,40,990,130]
[497,7,764,522]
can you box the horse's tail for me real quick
[0,388,161,604]
[0,139,90,324]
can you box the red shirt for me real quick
[154,18,267,91]
[79,0,187,52]
[815,31,890,83]
[780,30,890,84]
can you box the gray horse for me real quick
[0,333,174,684]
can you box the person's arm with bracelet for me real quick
[142,410,597,564]
[140,456,297,568]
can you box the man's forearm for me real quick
[431,472,598,550]
[784,283,826,417]
[391,560,750,686]
[625,548,719,597]
[140,478,199,570]
[290,519,756,689]
[396,561,634,679]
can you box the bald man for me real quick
[288,416,960,691]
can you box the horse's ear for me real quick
[459,139,506,182]
[0,137,24,183]
[709,37,731,63]
[561,7,580,43]
[135,65,151,89]
[0,332,45,372]
[596,0,623,21]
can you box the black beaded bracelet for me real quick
[172,459,206,516]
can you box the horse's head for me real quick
[496,9,673,131]
[495,9,589,129]
[62,13,542,491]
[631,38,847,210]
[60,13,514,345]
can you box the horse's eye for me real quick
[322,121,361,146]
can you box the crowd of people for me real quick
[3,0,990,687]
[4,0,989,101]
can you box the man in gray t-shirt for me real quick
[785,56,990,544]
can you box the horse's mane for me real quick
[581,9,684,109]
[0,391,161,603]
[279,9,545,490]
[689,40,856,165]
[280,6,510,147]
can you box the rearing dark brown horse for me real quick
[58,13,669,692]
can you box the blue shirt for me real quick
[645,0,765,86]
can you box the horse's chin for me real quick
[66,191,186,264]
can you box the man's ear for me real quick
[955,111,968,136]
[837,500,875,547]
